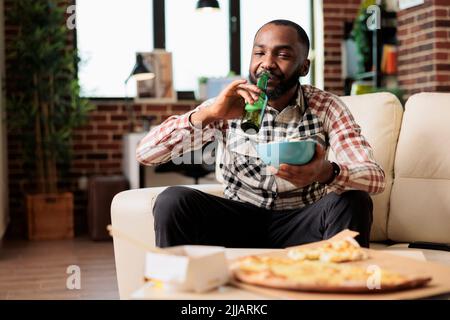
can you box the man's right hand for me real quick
[190,79,262,128]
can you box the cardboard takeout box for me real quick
[144,245,230,293]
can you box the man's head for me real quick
[249,20,310,100]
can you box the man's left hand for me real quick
[272,144,334,188]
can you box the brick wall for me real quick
[322,0,450,98]
[7,95,196,237]
[323,0,361,95]
[69,100,195,236]
[397,0,450,98]
[71,100,194,178]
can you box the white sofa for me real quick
[111,92,450,299]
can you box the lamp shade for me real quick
[126,53,155,84]
[196,0,220,11]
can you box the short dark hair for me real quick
[256,19,310,57]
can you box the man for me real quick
[136,20,385,249]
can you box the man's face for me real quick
[249,24,309,100]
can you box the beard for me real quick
[249,69,301,100]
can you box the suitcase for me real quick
[87,175,129,240]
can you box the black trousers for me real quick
[153,186,373,248]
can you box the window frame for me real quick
[154,0,315,86]
[77,0,316,98]
[153,0,239,76]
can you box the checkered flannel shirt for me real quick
[136,84,385,210]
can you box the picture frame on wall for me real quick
[136,49,177,102]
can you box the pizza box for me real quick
[230,230,450,300]
[144,245,230,293]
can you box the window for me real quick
[240,0,312,85]
[165,0,230,92]
[76,0,314,97]
[77,0,153,97]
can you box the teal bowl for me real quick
[256,140,316,168]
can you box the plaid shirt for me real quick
[136,84,385,210]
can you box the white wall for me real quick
[0,0,9,240]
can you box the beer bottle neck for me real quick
[257,73,269,90]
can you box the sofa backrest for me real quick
[388,93,450,243]
[331,93,404,241]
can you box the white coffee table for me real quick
[131,248,432,300]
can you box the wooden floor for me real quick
[0,237,119,300]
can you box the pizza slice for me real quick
[287,236,369,263]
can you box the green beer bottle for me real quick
[240,72,270,134]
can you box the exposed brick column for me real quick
[397,0,450,99]
[323,0,361,96]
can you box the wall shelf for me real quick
[344,9,398,95]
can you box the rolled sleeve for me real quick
[136,98,222,166]
[325,98,386,195]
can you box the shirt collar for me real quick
[265,83,306,114]
[291,84,306,116]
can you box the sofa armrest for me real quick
[110,184,224,299]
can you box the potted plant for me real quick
[6,0,92,239]
[351,0,378,75]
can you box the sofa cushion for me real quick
[333,93,403,241]
[388,93,450,243]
